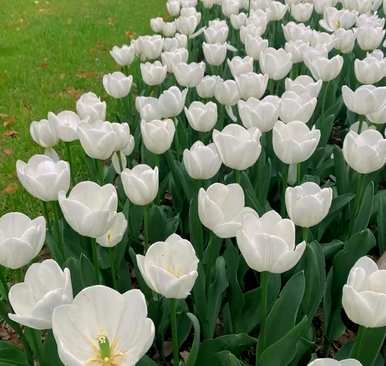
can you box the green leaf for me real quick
[79,253,98,287]
[186,313,201,366]
[333,146,349,195]
[375,190,386,254]
[351,181,374,235]
[0,342,28,365]
[137,355,157,366]
[264,271,305,348]
[189,195,204,258]
[41,331,63,366]
[148,205,179,243]
[63,257,82,295]
[240,171,265,215]
[215,351,243,365]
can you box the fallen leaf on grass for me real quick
[76,70,98,79]
[3,148,12,156]
[0,114,16,128]
[3,184,18,194]
[3,130,18,138]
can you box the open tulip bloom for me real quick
[5,0,386,365]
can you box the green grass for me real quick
[0,0,166,217]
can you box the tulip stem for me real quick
[321,81,330,117]
[90,238,101,284]
[143,205,150,252]
[256,271,269,364]
[110,247,118,289]
[296,163,301,185]
[170,299,180,366]
[350,326,386,366]
[302,227,310,243]
[235,170,241,185]
[42,202,51,231]
[0,268,9,301]
[65,142,75,187]
[53,203,65,261]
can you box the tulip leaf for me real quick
[302,241,326,319]
[0,341,29,366]
[41,331,63,366]
[186,312,201,366]
[195,334,256,365]
[79,254,98,287]
[240,171,265,215]
[257,316,309,366]
[333,146,349,195]
[137,356,157,366]
[214,351,244,365]
[127,202,144,240]
[375,190,386,254]
[189,195,204,258]
[63,257,82,295]
[315,114,335,147]
[321,240,344,260]
[263,271,305,349]
[351,180,374,235]
[148,205,179,243]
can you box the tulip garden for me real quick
[2,0,386,365]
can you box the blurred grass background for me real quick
[0,0,166,217]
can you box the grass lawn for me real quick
[0,0,166,217]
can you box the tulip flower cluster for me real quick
[2,0,386,365]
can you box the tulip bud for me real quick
[161,48,189,72]
[162,21,177,37]
[110,44,136,66]
[183,141,222,180]
[273,121,321,164]
[111,122,133,153]
[140,61,167,86]
[244,35,269,61]
[227,56,254,77]
[214,79,240,106]
[291,3,313,22]
[150,17,164,33]
[204,21,229,43]
[236,72,268,100]
[137,234,199,299]
[238,96,280,132]
[0,212,46,269]
[76,92,106,122]
[8,259,73,329]
[96,212,128,247]
[185,101,217,132]
[176,15,199,36]
[285,182,333,228]
[198,183,252,238]
[121,165,159,206]
[17,155,70,202]
[305,55,344,82]
[343,256,386,328]
[136,35,164,61]
[141,119,175,154]
[196,75,222,99]
[48,111,80,142]
[30,118,59,148]
[260,47,293,81]
[354,56,385,85]
[213,124,262,170]
[342,129,386,174]
[167,0,181,16]
[136,96,162,122]
[103,72,132,99]
[279,91,317,124]
[334,29,356,54]
[237,210,306,273]
[159,86,188,118]
[285,75,323,99]
[342,85,386,115]
[356,26,385,51]
[173,61,205,88]
[59,181,118,238]
[203,42,227,66]
[78,120,117,160]
[222,0,241,17]
[230,12,247,30]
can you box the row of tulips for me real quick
[2,0,386,365]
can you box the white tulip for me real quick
[76,92,106,122]
[222,0,241,16]
[183,141,222,180]
[150,17,165,33]
[141,119,175,154]
[285,182,333,228]
[240,23,267,43]
[230,12,247,29]
[285,40,309,64]
[238,95,280,132]
[285,75,323,99]
[8,259,72,330]
[305,55,344,82]
[273,121,321,164]
[236,210,306,273]
[185,101,218,132]
[196,75,222,99]
[267,1,288,21]
[136,96,163,122]
[96,212,128,247]
[110,44,136,66]
[137,234,198,299]
[48,111,80,142]
[121,165,159,206]
[159,86,188,118]
[0,212,46,270]
[214,79,240,106]
[204,20,229,43]
[59,181,118,238]
[342,0,372,13]
[30,118,59,148]
[343,256,386,328]
[314,0,338,15]
[173,61,205,88]
[213,124,262,170]
[354,56,385,85]
[17,155,70,202]
[52,286,154,366]
[342,129,386,174]
[356,26,385,51]
[227,56,254,77]
[283,21,313,43]
[161,48,189,72]
[136,35,164,60]
[176,15,199,36]
[291,3,313,22]
[319,7,357,32]
[244,35,269,61]
[103,72,133,99]
[342,85,386,115]
[140,61,167,86]
[111,122,133,153]
[162,21,177,37]
[260,47,293,81]
[279,91,317,124]
[334,29,356,54]
[167,0,181,16]
[235,72,268,100]
[203,42,227,66]
[198,183,252,238]
[308,359,362,366]
[367,102,386,124]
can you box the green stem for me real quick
[109,247,118,289]
[0,268,9,301]
[170,299,180,366]
[256,271,269,364]
[302,227,310,243]
[90,238,101,283]
[143,205,150,252]
[42,202,51,231]
[234,170,241,185]
[297,163,301,185]
[321,81,330,116]
[65,142,75,187]
[281,165,289,217]
[53,203,65,262]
